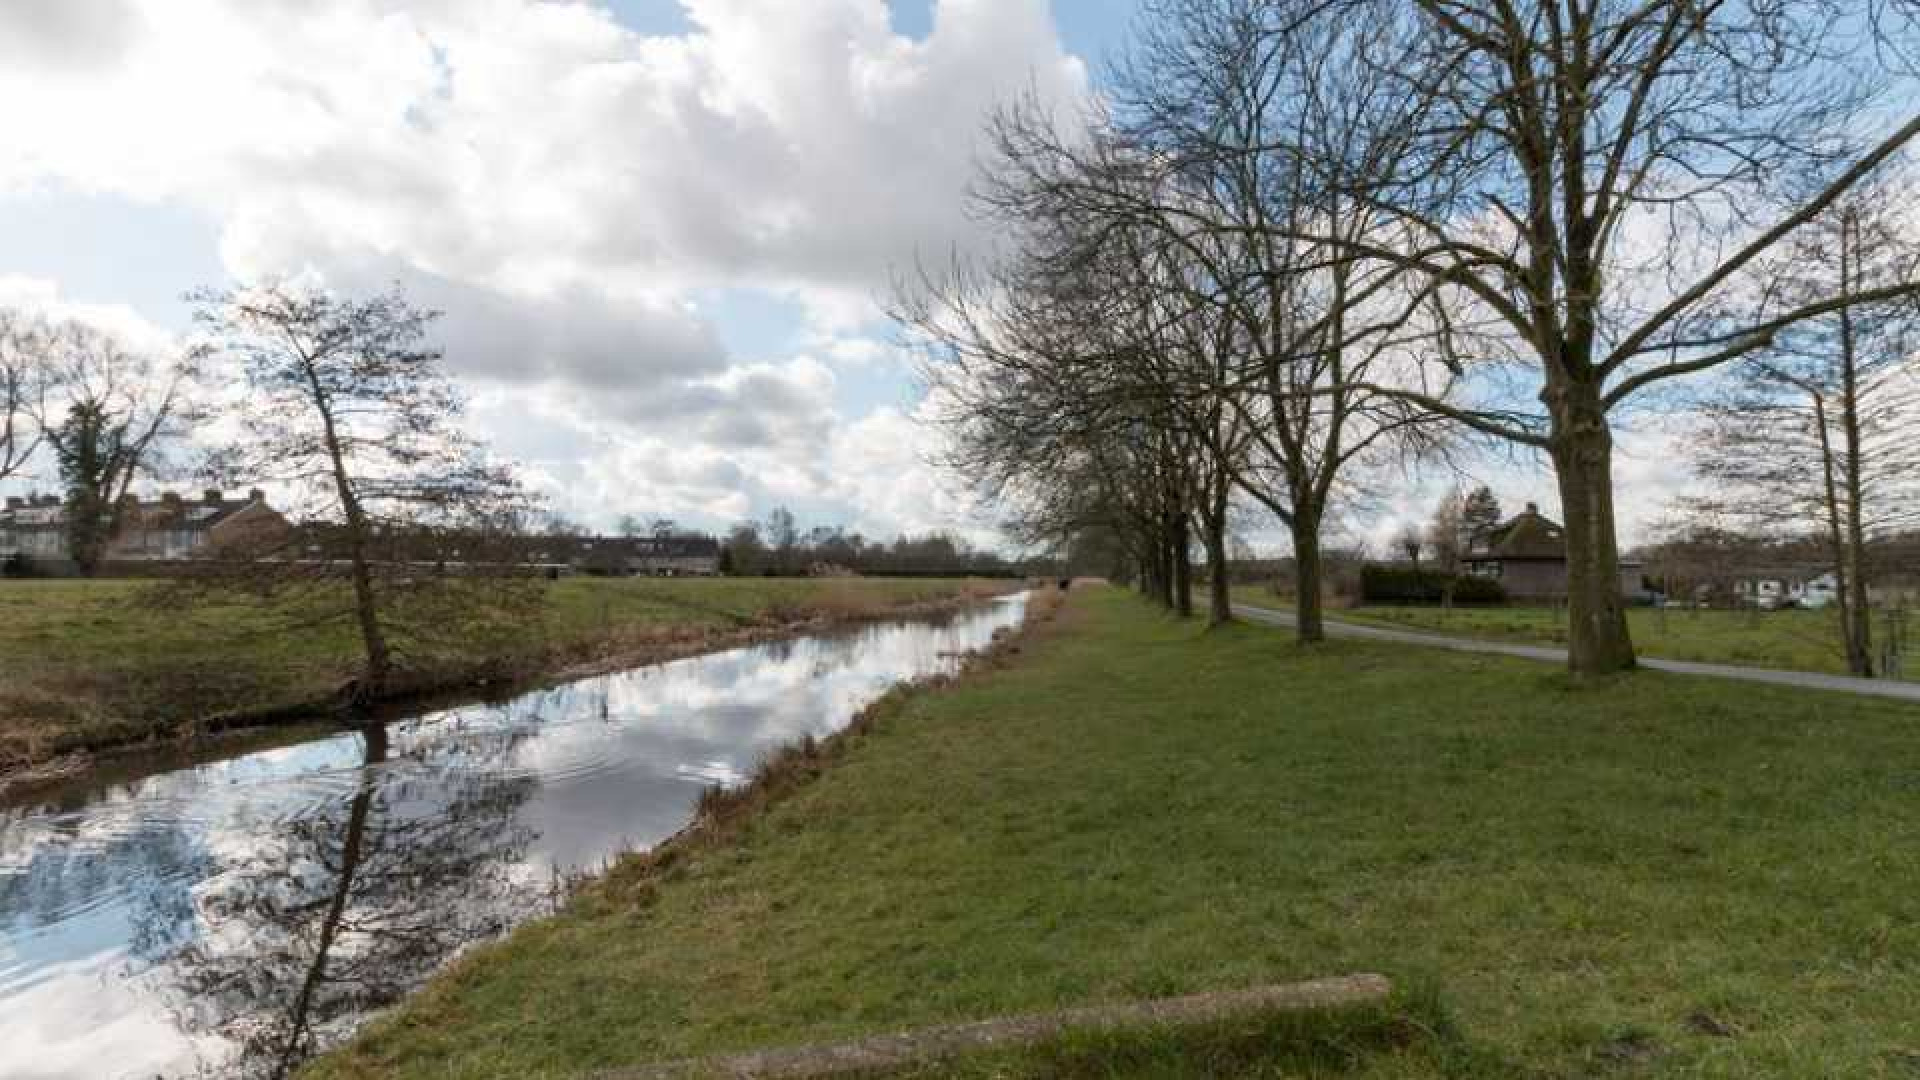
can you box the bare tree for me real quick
[0,311,49,483]
[1396,522,1426,572]
[31,319,195,575]
[1426,487,1468,576]
[188,283,535,701]
[1244,0,1920,674]
[1690,191,1920,675]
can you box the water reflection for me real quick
[0,594,1026,1079]
[128,724,541,1079]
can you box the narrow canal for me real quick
[0,593,1029,1080]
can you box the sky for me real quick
[0,0,1679,553]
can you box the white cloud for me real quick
[0,0,1093,534]
[0,274,176,356]
[823,398,999,546]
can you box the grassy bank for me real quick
[0,576,1003,771]
[1228,586,1916,678]
[316,586,1920,1078]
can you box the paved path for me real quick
[1239,604,1920,705]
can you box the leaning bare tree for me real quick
[1690,188,1920,676]
[188,283,537,702]
[30,319,195,576]
[1265,0,1920,674]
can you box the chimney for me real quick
[248,488,265,503]
[1524,502,1539,515]
[204,489,223,506]
[162,492,183,507]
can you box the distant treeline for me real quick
[721,516,1050,579]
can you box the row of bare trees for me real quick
[908,0,1920,676]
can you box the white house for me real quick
[1732,570,1839,610]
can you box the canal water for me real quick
[0,594,1028,1080]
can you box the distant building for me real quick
[623,534,721,576]
[1461,502,1650,603]
[526,533,722,577]
[1732,569,1839,610]
[0,489,289,563]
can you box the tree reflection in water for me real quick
[130,722,543,1079]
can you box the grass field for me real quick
[313,586,1920,1078]
[1229,586,1917,678]
[0,576,1001,769]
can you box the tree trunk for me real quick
[1292,510,1325,644]
[1202,509,1232,627]
[312,374,393,700]
[1837,243,1876,677]
[1167,511,1182,614]
[1546,386,1636,676]
[272,722,386,1078]
[69,496,107,578]
[347,539,392,699]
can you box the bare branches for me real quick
[0,311,48,482]
[188,282,540,697]
[26,319,198,575]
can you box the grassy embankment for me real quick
[0,576,1003,770]
[1229,586,1917,677]
[316,585,1920,1079]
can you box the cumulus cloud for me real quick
[0,274,176,356]
[0,0,1087,308]
[0,1,1093,532]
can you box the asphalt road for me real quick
[1238,603,1920,705]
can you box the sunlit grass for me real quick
[315,586,1920,1078]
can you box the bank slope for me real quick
[313,585,1920,1079]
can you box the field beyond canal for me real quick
[0,576,1007,773]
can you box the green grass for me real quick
[1228,587,1917,679]
[313,586,1920,1079]
[0,576,996,768]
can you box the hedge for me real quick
[1359,565,1507,606]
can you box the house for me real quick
[0,489,289,565]
[1733,569,1839,610]
[1462,502,1650,603]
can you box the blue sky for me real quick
[606,1,1141,60]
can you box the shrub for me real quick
[1360,565,1506,606]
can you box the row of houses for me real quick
[1,490,288,562]
[1458,502,1858,608]
[1,492,723,578]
